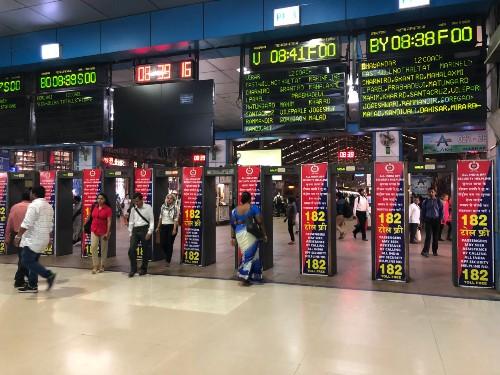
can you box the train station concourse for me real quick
[0,0,500,374]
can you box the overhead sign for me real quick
[373,162,408,282]
[135,60,193,84]
[423,130,487,154]
[38,65,109,92]
[273,5,300,27]
[457,160,494,288]
[300,163,329,275]
[360,19,486,129]
[399,0,430,9]
[243,65,345,134]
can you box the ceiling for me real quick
[0,0,211,37]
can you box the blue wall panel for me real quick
[12,30,57,66]
[346,0,396,19]
[204,0,263,39]
[0,37,11,67]
[58,23,100,59]
[101,13,150,53]
[151,4,203,45]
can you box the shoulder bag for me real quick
[245,206,263,240]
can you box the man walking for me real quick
[5,189,31,288]
[420,187,443,257]
[353,188,370,241]
[128,192,154,277]
[15,186,56,293]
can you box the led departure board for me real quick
[250,37,340,69]
[38,65,109,92]
[0,74,23,95]
[243,65,346,134]
[35,88,109,144]
[135,60,194,84]
[0,96,30,146]
[360,19,486,128]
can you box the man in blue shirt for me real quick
[420,187,443,257]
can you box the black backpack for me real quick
[343,202,353,218]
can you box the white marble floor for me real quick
[1,263,499,375]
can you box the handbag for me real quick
[245,207,263,239]
[415,228,422,242]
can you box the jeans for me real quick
[128,225,151,273]
[287,220,295,242]
[353,211,367,240]
[159,224,177,263]
[21,247,51,287]
[423,218,440,254]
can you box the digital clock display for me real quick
[368,19,480,55]
[250,37,340,69]
[0,74,23,95]
[135,60,194,84]
[38,65,109,92]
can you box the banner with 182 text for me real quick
[457,160,494,288]
[0,173,7,255]
[374,162,407,282]
[82,169,102,257]
[40,171,56,255]
[301,163,329,275]
[181,167,203,265]
[134,168,153,260]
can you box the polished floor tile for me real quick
[1,263,500,375]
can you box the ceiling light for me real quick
[41,43,60,60]
[236,67,251,75]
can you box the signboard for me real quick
[82,169,102,258]
[0,173,7,255]
[38,65,109,92]
[399,0,430,9]
[35,88,109,144]
[135,61,193,84]
[243,65,346,134]
[360,19,486,128]
[237,166,261,208]
[181,167,203,265]
[39,171,56,255]
[423,130,487,154]
[374,162,408,282]
[410,175,433,197]
[273,5,300,27]
[456,160,494,288]
[300,163,329,275]
[250,37,339,68]
[0,95,30,146]
[134,168,153,260]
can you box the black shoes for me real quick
[362,239,368,241]
[18,285,38,293]
[47,272,56,291]
[14,281,26,288]
[421,251,429,257]
[352,231,357,239]
[433,252,438,256]
[138,269,147,276]
[128,272,135,278]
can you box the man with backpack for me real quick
[336,192,351,239]
[353,188,370,241]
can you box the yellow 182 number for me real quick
[380,263,402,276]
[184,209,201,219]
[462,269,488,281]
[305,259,326,271]
[305,210,325,222]
[461,214,487,227]
[378,213,401,224]
[185,250,199,262]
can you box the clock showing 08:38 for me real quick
[250,36,340,69]
[368,19,480,55]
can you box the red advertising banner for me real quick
[181,167,203,265]
[300,163,329,275]
[82,169,102,257]
[0,173,7,255]
[40,171,56,255]
[457,160,494,288]
[374,162,407,282]
[237,166,261,208]
[134,168,153,259]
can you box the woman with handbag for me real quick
[155,193,179,267]
[84,193,112,274]
[230,191,267,286]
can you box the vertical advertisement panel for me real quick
[0,173,7,255]
[237,166,261,208]
[300,163,329,276]
[181,167,203,265]
[82,169,102,258]
[457,160,494,288]
[39,171,56,255]
[134,168,153,260]
[374,162,407,282]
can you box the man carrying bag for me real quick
[128,192,154,277]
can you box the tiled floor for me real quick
[1,263,500,375]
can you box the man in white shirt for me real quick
[409,196,421,243]
[14,186,56,293]
[128,192,154,277]
[353,188,370,241]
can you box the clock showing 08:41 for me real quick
[368,19,480,55]
[250,36,340,69]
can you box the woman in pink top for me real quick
[440,193,452,241]
[85,193,112,274]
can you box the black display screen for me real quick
[0,96,31,146]
[34,89,109,144]
[113,80,214,147]
[243,65,346,134]
[360,18,486,129]
[37,65,109,93]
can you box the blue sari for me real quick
[230,205,263,281]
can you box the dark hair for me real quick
[428,187,436,192]
[97,192,111,207]
[358,188,364,194]
[31,185,46,199]
[74,195,81,203]
[133,192,143,200]
[22,189,31,201]
[240,191,251,204]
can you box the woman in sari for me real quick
[230,191,267,285]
